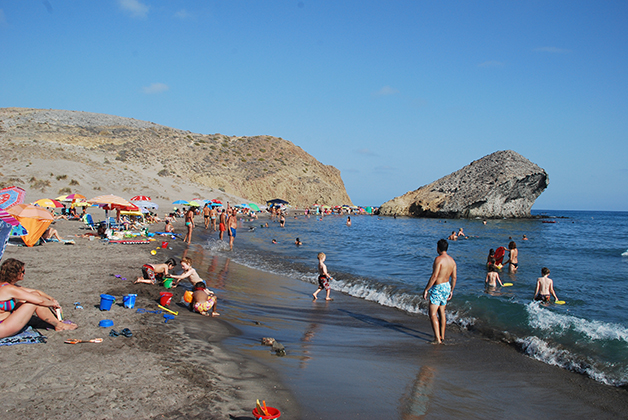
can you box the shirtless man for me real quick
[227,209,238,251]
[504,241,518,273]
[447,231,457,241]
[217,209,226,240]
[210,206,218,230]
[533,267,559,303]
[202,204,211,229]
[423,239,457,344]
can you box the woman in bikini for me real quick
[183,207,195,244]
[0,258,77,338]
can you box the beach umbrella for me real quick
[0,209,20,226]
[65,193,86,200]
[211,199,222,204]
[10,224,28,236]
[71,200,92,208]
[133,200,158,209]
[267,198,289,206]
[210,202,223,207]
[172,200,189,205]
[88,194,134,208]
[248,203,261,212]
[0,186,26,210]
[188,200,201,207]
[5,204,53,247]
[130,195,151,201]
[33,198,64,208]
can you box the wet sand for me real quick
[2,217,627,419]
[187,244,628,420]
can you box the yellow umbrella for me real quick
[33,198,64,208]
[87,195,134,208]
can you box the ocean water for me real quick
[198,210,628,387]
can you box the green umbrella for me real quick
[248,203,261,212]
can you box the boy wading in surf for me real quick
[423,239,457,344]
[313,252,333,301]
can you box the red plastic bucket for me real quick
[252,407,281,419]
[159,292,173,306]
[161,241,169,248]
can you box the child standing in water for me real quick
[534,267,559,303]
[313,252,333,301]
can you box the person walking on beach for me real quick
[183,207,195,244]
[423,239,457,344]
[202,204,211,230]
[503,241,518,273]
[313,252,333,301]
[533,267,559,303]
[210,206,218,230]
[219,209,227,240]
[227,208,238,251]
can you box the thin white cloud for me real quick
[142,83,169,94]
[118,0,149,19]
[356,148,378,157]
[478,60,505,68]
[373,86,399,97]
[174,9,192,19]
[533,46,571,54]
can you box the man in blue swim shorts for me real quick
[422,239,457,344]
[227,208,238,251]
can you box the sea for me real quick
[197,209,628,387]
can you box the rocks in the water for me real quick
[261,337,286,356]
[379,150,548,219]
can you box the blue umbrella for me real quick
[172,200,190,205]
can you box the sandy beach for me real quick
[2,215,628,419]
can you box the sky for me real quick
[1,1,627,210]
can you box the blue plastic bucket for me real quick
[123,294,137,309]
[99,294,116,311]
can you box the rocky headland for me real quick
[379,150,548,218]
[0,107,353,207]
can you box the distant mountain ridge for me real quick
[0,107,353,207]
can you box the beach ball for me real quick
[151,250,157,255]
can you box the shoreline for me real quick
[0,218,300,419]
[2,215,628,419]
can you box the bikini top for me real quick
[0,283,16,312]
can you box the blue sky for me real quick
[1,1,627,210]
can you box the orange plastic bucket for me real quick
[159,292,173,306]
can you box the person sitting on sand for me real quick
[533,267,559,303]
[135,258,177,285]
[170,257,205,287]
[42,227,63,242]
[485,264,503,288]
[0,258,77,338]
[190,281,219,317]
[164,219,174,233]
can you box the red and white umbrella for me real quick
[130,195,151,201]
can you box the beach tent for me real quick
[6,204,53,247]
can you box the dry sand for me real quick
[0,217,299,419]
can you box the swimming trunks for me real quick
[141,264,157,284]
[194,296,216,313]
[428,282,451,306]
[219,223,226,232]
[229,227,236,237]
[535,294,550,302]
[318,275,330,291]
[0,283,15,312]
[511,263,518,268]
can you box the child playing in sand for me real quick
[135,258,177,285]
[190,281,219,316]
[534,267,559,303]
[313,252,333,301]
[485,264,503,288]
[170,257,205,287]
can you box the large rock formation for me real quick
[0,108,353,207]
[379,150,548,218]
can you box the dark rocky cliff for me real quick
[379,150,548,218]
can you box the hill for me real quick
[0,108,353,208]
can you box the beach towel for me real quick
[0,326,47,346]
[108,239,151,244]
